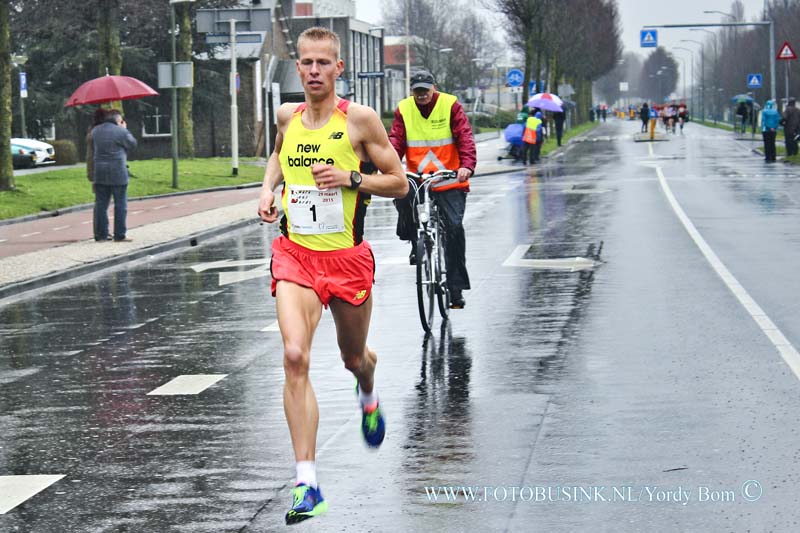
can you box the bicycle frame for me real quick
[406,170,458,333]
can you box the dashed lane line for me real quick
[146,374,228,395]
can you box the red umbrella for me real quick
[64,75,159,107]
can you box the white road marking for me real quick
[81,220,91,225]
[147,374,228,396]
[219,265,270,286]
[153,205,167,210]
[502,244,598,271]
[0,475,65,514]
[20,232,41,238]
[261,320,280,332]
[656,165,800,381]
[0,239,6,243]
[52,225,70,231]
[190,258,267,272]
[172,201,185,206]
[191,198,201,202]
[129,210,143,216]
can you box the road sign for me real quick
[506,68,523,87]
[746,73,763,89]
[777,41,797,60]
[19,72,27,98]
[640,30,657,48]
[357,71,385,79]
[204,32,263,44]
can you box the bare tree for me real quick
[0,1,13,190]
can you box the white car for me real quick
[11,138,55,166]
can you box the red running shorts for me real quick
[270,235,375,307]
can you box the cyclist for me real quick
[257,26,407,525]
[389,69,476,309]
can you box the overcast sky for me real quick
[354,0,768,58]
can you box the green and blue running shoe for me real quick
[356,383,386,448]
[285,483,327,525]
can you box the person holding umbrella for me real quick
[92,109,137,241]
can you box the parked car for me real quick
[11,138,55,166]
[11,143,37,169]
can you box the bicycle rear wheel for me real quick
[434,219,450,318]
[416,235,435,333]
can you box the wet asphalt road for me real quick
[3,120,800,531]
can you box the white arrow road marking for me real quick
[218,264,270,286]
[147,374,228,395]
[0,475,65,514]
[261,320,280,332]
[502,245,598,271]
[190,258,267,272]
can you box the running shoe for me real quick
[356,384,386,448]
[285,483,327,525]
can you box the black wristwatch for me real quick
[349,170,362,190]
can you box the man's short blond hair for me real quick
[297,26,341,59]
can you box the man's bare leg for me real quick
[330,295,385,447]
[276,281,323,463]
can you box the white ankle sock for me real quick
[358,387,378,409]
[296,461,317,488]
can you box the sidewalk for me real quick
[0,133,519,302]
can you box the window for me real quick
[141,108,171,138]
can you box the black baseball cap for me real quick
[410,70,435,90]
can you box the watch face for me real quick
[350,171,361,189]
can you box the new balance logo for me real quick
[328,131,344,139]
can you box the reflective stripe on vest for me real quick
[399,93,461,174]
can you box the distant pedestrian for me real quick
[523,109,543,164]
[640,103,649,133]
[781,97,800,157]
[736,101,748,134]
[92,109,137,241]
[761,99,780,162]
[553,109,565,146]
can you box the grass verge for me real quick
[0,158,264,220]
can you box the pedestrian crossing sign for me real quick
[777,41,797,60]
[640,30,657,48]
[746,73,762,89]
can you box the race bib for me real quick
[287,185,345,235]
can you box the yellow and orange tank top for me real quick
[278,99,370,251]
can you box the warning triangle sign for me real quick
[643,32,655,43]
[749,75,760,86]
[777,41,797,60]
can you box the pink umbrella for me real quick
[527,92,564,112]
[64,75,159,107]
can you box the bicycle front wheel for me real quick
[434,220,451,318]
[416,235,435,333]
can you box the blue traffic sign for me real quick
[506,68,524,87]
[640,30,657,48]
[19,72,27,98]
[746,73,763,89]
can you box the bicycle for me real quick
[406,170,458,334]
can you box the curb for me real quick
[0,217,261,303]
[0,182,262,228]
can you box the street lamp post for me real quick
[674,46,695,111]
[437,48,452,92]
[691,28,719,123]
[11,55,28,138]
[169,0,195,188]
[681,39,705,122]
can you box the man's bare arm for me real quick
[258,104,298,222]
[350,104,408,198]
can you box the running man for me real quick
[257,27,408,525]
